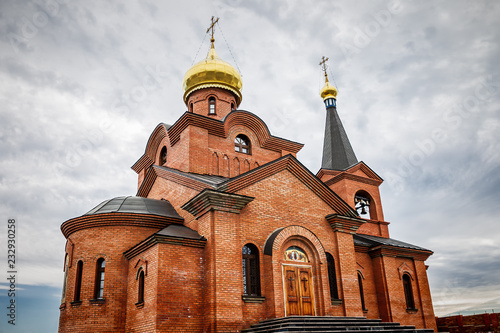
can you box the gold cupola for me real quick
[320,76,338,101]
[182,40,243,106]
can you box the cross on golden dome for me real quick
[206,16,219,46]
[319,56,338,102]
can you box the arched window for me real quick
[403,274,415,310]
[326,252,339,301]
[94,258,105,299]
[137,269,145,304]
[74,260,83,302]
[358,272,367,311]
[355,191,371,217]
[208,97,216,114]
[231,102,235,110]
[242,244,260,296]
[61,254,69,303]
[160,146,167,165]
[235,134,251,154]
[190,102,194,113]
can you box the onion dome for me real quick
[320,75,338,101]
[182,43,243,106]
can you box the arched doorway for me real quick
[264,225,326,318]
[282,246,315,316]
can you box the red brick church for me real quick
[58,22,437,333]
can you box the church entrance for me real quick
[283,265,315,316]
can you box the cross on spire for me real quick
[319,56,329,81]
[207,16,219,46]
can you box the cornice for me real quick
[124,233,206,260]
[60,213,183,238]
[325,214,366,233]
[181,189,254,218]
[368,246,433,261]
[167,111,303,154]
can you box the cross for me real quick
[288,276,295,291]
[206,16,220,43]
[319,56,329,78]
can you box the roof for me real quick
[156,224,204,240]
[84,196,183,220]
[321,106,358,170]
[158,166,228,186]
[353,234,431,252]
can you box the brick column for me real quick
[326,214,365,317]
[182,189,254,332]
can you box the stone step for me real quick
[242,316,435,333]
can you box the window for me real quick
[208,97,216,114]
[160,146,167,165]
[231,102,235,110]
[61,254,69,303]
[326,252,339,300]
[403,274,415,310]
[242,244,260,296]
[137,269,145,304]
[358,272,367,311]
[190,102,194,113]
[235,134,251,154]
[74,260,83,302]
[94,258,105,299]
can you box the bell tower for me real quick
[317,57,387,237]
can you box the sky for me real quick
[0,0,499,331]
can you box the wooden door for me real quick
[283,266,314,316]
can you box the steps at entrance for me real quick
[242,316,435,333]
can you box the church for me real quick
[58,20,437,333]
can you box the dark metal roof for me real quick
[156,224,204,240]
[321,106,358,170]
[84,196,183,220]
[156,165,228,187]
[354,234,431,252]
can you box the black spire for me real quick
[318,57,358,171]
[321,105,358,170]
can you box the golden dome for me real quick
[320,75,337,101]
[183,44,243,105]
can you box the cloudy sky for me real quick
[1,0,499,331]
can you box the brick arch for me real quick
[353,188,379,220]
[398,262,415,280]
[267,225,327,263]
[224,110,271,148]
[144,123,170,163]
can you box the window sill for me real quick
[331,299,343,306]
[406,308,418,314]
[70,300,82,307]
[89,298,106,305]
[242,295,266,303]
[362,308,369,313]
[135,301,144,308]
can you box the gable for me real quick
[218,155,357,218]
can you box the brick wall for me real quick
[437,313,500,333]
[58,225,159,333]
